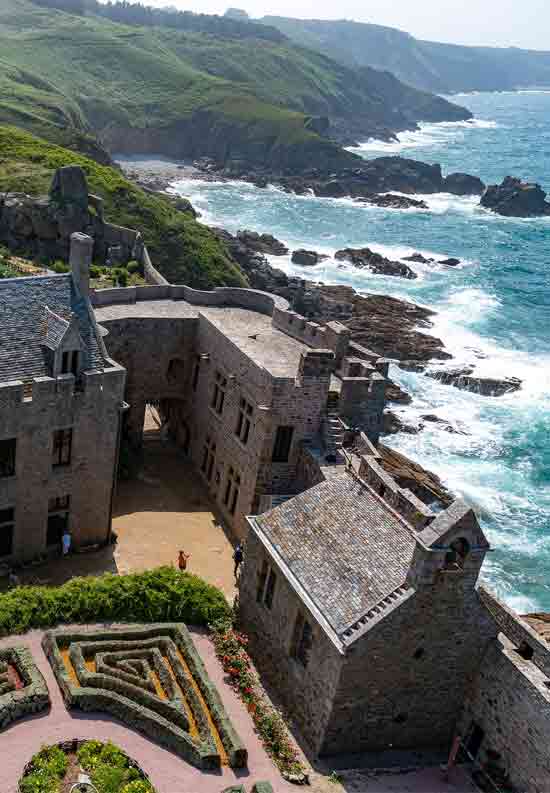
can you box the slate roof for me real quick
[252,473,416,639]
[0,274,106,384]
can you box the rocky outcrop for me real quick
[421,414,468,434]
[403,252,461,266]
[443,172,486,195]
[480,176,550,217]
[355,193,429,210]
[291,249,328,266]
[235,230,288,255]
[334,247,417,279]
[382,411,423,435]
[378,444,453,506]
[426,366,522,396]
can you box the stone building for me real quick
[0,233,126,563]
[93,286,389,539]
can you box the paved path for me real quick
[0,626,296,793]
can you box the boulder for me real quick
[404,252,434,264]
[236,230,288,255]
[438,257,460,266]
[291,249,328,266]
[334,247,417,279]
[421,414,468,434]
[355,193,429,210]
[480,176,550,217]
[444,172,486,195]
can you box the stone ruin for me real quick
[0,165,145,266]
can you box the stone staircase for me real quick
[323,411,346,459]
[341,585,414,645]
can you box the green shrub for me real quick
[0,261,19,279]
[51,260,69,273]
[91,763,129,793]
[32,745,68,778]
[98,741,131,770]
[76,739,104,772]
[0,567,230,637]
[19,768,60,793]
[121,781,155,793]
[90,264,103,278]
[127,260,141,274]
[115,267,129,287]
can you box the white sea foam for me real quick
[348,118,498,155]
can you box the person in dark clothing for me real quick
[233,543,244,579]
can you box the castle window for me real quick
[291,612,313,667]
[52,428,73,468]
[0,438,16,478]
[413,647,425,660]
[272,426,294,463]
[211,371,227,415]
[236,397,253,444]
[445,537,470,570]
[0,507,14,557]
[256,560,268,602]
[47,496,70,547]
[394,712,408,724]
[223,467,241,515]
[61,350,79,377]
[264,568,277,610]
[192,357,200,392]
[166,358,185,385]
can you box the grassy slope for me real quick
[0,0,467,171]
[0,125,246,288]
[262,16,550,94]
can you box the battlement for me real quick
[0,367,125,408]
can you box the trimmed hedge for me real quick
[43,624,247,770]
[0,646,50,729]
[0,567,231,636]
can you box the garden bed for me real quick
[0,646,49,729]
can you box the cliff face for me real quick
[262,16,550,94]
[0,0,471,174]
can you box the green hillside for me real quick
[261,16,550,94]
[0,125,246,288]
[0,0,470,172]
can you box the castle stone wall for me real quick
[0,366,125,561]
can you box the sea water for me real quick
[169,92,550,612]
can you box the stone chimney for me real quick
[69,232,94,296]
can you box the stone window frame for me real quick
[0,437,16,479]
[272,425,294,463]
[255,558,278,610]
[47,495,71,547]
[211,371,227,416]
[235,397,253,445]
[290,611,313,668]
[0,507,14,558]
[200,436,217,483]
[223,466,241,516]
[52,428,73,468]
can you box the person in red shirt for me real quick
[178,550,190,572]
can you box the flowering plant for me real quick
[211,621,306,778]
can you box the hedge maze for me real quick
[43,624,247,770]
[0,646,50,729]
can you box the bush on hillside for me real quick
[0,567,230,637]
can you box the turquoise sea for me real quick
[170,91,550,612]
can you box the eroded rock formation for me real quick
[480,176,550,217]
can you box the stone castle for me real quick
[1,168,549,792]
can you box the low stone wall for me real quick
[358,454,434,530]
[91,283,287,316]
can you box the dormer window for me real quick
[61,350,80,377]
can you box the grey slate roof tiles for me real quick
[254,473,416,638]
[0,274,106,383]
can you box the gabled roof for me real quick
[0,274,106,384]
[251,472,416,643]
